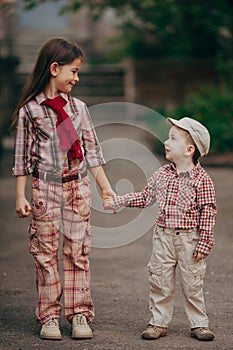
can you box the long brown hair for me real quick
[11,38,84,130]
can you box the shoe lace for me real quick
[74,314,87,326]
[46,318,58,327]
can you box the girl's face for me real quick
[164,126,191,163]
[51,57,82,95]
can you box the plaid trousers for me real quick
[28,175,94,325]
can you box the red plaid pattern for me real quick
[12,92,105,177]
[29,176,94,324]
[114,162,217,255]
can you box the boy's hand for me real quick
[193,251,207,261]
[16,197,32,218]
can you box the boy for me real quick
[105,117,217,341]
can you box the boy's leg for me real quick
[177,230,209,329]
[147,226,177,328]
[62,177,94,325]
[29,178,63,326]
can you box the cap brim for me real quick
[167,118,180,127]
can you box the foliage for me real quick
[23,0,233,59]
[172,85,233,153]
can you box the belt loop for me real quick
[43,172,47,182]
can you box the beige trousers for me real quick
[148,226,209,329]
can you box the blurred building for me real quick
[2,1,219,112]
[11,1,125,106]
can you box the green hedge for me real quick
[172,85,233,153]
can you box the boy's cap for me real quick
[167,117,210,156]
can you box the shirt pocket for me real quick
[34,117,53,140]
[177,182,196,210]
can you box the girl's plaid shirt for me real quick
[12,92,105,177]
[114,162,217,255]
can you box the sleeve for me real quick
[12,107,36,176]
[195,175,217,255]
[113,172,157,210]
[81,104,105,168]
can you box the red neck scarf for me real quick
[43,95,84,162]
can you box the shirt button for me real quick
[176,231,180,236]
[64,169,68,174]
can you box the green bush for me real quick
[172,85,233,153]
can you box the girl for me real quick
[12,38,114,340]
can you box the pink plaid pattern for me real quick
[29,176,94,324]
[12,92,105,177]
[114,162,217,255]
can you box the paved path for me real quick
[0,167,233,350]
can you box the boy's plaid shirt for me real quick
[12,92,105,176]
[114,162,217,255]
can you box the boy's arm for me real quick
[15,175,32,218]
[113,172,157,210]
[196,176,217,255]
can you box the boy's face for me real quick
[164,126,194,163]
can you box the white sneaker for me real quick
[40,318,62,340]
[72,314,93,339]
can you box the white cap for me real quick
[167,117,210,156]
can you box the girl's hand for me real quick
[102,189,117,213]
[16,197,32,218]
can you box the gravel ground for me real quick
[0,167,233,350]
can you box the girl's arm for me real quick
[15,175,32,218]
[89,165,115,201]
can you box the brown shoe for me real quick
[141,325,167,340]
[190,327,215,341]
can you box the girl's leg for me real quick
[148,226,177,328]
[62,177,94,322]
[29,178,63,324]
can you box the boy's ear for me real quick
[186,144,195,156]
[50,62,59,77]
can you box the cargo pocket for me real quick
[188,260,206,294]
[82,225,92,256]
[31,178,48,218]
[28,224,39,256]
[71,177,91,219]
[148,263,163,290]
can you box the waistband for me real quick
[32,168,87,183]
[157,226,198,235]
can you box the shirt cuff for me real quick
[12,167,34,176]
[113,194,127,210]
[195,229,215,255]
[195,240,211,255]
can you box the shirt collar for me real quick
[36,92,69,105]
[170,161,201,178]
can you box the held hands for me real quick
[16,197,32,218]
[102,189,117,213]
